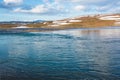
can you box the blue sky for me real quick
[0,0,120,21]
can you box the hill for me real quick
[0,13,120,29]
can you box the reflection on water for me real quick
[0,27,120,80]
[52,28,120,38]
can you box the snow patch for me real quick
[115,22,120,25]
[15,26,28,28]
[52,20,70,26]
[99,15,120,21]
[50,24,59,27]
[69,20,82,22]
[58,23,70,25]
[43,22,47,24]
[53,20,67,24]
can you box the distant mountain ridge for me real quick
[0,20,45,24]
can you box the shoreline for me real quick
[0,26,120,34]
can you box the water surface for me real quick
[0,27,120,80]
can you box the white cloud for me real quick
[13,0,68,14]
[13,3,66,14]
[74,5,85,11]
[4,0,23,5]
[70,0,106,3]
[72,0,105,2]
[28,5,48,14]
[14,5,48,14]
[53,0,106,3]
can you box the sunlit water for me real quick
[0,27,120,80]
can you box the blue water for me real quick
[0,27,120,80]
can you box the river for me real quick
[0,27,120,80]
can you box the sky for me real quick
[0,0,120,21]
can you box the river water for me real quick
[0,27,120,80]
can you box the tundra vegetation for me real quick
[0,14,120,30]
